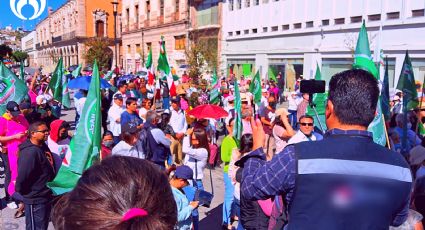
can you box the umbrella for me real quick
[68,76,111,90]
[117,74,137,84]
[68,65,79,71]
[187,104,229,119]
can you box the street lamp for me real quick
[111,0,119,72]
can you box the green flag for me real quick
[47,61,102,195]
[381,57,391,121]
[353,21,379,78]
[249,70,262,105]
[352,22,386,146]
[268,66,277,82]
[72,64,82,78]
[0,62,28,115]
[49,58,71,108]
[209,71,220,104]
[146,47,153,69]
[233,80,243,146]
[397,51,418,110]
[19,61,25,80]
[157,37,173,89]
[306,63,327,131]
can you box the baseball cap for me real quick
[6,101,21,116]
[409,148,425,166]
[121,122,139,134]
[174,165,193,180]
[19,102,31,110]
[171,96,180,103]
[113,94,123,100]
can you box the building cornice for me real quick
[122,20,188,35]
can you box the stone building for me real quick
[121,0,189,73]
[35,0,122,72]
[21,31,37,67]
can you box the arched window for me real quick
[96,20,105,37]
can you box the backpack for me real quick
[140,126,153,160]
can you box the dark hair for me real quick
[298,115,314,123]
[121,131,138,145]
[118,82,127,89]
[240,134,253,154]
[52,156,176,230]
[126,97,138,107]
[228,117,235,127]
[59,121,71,131]
[103,130,113,138]
[192,128,210,157]
[28,121,47,137]
[142,98,151,108]
[328,69,379,127]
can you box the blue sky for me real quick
[0,0,67,31]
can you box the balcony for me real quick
[52,36,62,43]
[62,31,76,40]
[195,8,219,28]
[36,43,41,49]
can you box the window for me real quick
[282,24,289,30]
[175,0,179,13]
[236,0,241,9]
[322,19,329,26]
[135,5,139,26]
[160,0,164,16]
[350,16,362,23]
[254,0,259,5]
[146,1,150,20]
[95,20,104,37]
[271,26,278,31]
[306,21,313,28]
[335,18,345,25]
[252,28,257,33]
[368,14,381,21]
[126,8,130,28]
[412,9,424,17]
[127,45,131,53]
[228,32,233,36]
[387,12,400,19]
[262,0,268,3]
[229,0,234,11]
[136,44,141,53]
[244,29,249,34]
[293,23,301,29]
[146,42,152,51]
[236,31,241,35]
[175,35,185,50]
[245,0,250,7]
[263,27,268,32]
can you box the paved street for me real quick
[0,108,229,230]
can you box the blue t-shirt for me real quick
[120,111,143,127]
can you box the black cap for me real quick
[113,94,123,100]
[6,101,21,116]
[19,102,31,110]
[121,122,139,134]
[171,96,180,103]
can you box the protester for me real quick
[108,94,124,144]
[169,96,187,165]
[296,93,309,122]
[52,156,177,229]
[220,118,238,229]
[183,127,209,189]
[394,113,421,155]
[237,69,412,229]
[0,101,30,198]
[260,94,276,157]
[19,101,40,124]
[272,108,295,154]
[113,82,128,107]
[16,121,55,230]
[47,119,71,171]
[101,131,114,159]
[288,115,323,144]
[139,98,154,122]
[143,111,172,169]
[74,90,87,124]
[160,79,170,110]
[120,97,143,129]
[287,92,300,128]
[112,122,144,158]
[170,165,199,230]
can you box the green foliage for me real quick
[185,37,218,83]
[0,44,13,61]
[12,50,29,62]
[84,38,113,70]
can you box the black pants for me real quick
[25,202,51,230]
[0,153,11,201]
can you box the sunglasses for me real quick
[35,129,50,133]
[300,123,314,127]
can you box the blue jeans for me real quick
[182,180,204,230]
[233,198,243,230]
[288,109,297,129]
[163,97,170,110]
[222,172,235,225]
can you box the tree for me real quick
[185,36,218,83]
[12,50,29,63]
[84,38,113,70]
[0,44,13,61]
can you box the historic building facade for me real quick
[222,0,425,90]
[21,31,37,67]
[121,0,189,73]
[35,0,122,72]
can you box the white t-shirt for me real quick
[108,103,124,136]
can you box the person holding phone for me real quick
[287,115,323,144]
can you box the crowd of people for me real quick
[0,65,425,230]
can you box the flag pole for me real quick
[382,114,391,149]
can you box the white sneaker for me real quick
[7,202,18,209]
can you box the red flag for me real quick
[169,81,177,97]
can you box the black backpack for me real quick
[140,126,153,160]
